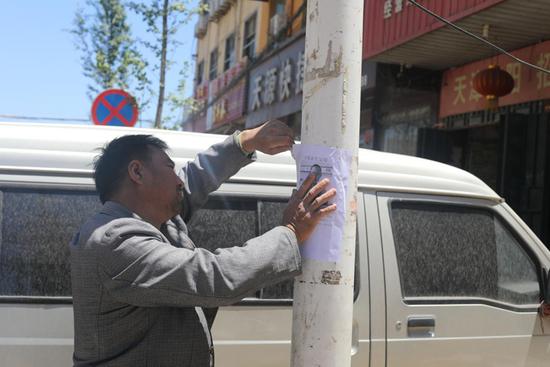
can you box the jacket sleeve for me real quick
[97,221,300,308]
[179,132,255,222]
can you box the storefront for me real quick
[422,40,550,243]
[361,0,550,244]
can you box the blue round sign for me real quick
[91,89,138,127]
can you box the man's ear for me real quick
[127,160,145,184]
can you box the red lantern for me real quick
[472,64,515,109]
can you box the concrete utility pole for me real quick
[291,0,363,366]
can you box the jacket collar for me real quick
[100,200,144,221]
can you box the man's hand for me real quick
[282,172,337,244]
[240,120,294,155]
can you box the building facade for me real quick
[186,0,550,244]
[362,0,550,245]
[185,0,306,135]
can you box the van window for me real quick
[257,200,361,300]
[189,198,361,301]
[188,198,295,300]
[0,190,359,302]
[0,189,101,297]
[390,201,539,306]
[258,201,294,299]
[187,197,257,253]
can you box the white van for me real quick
[0,121,549,366]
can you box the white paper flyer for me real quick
[292,143,352,262]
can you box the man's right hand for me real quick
[282,172,337,244]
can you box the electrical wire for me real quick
[0,114,154,124]
[408,0,550,75]
[0,114,90,122]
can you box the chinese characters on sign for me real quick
[440,39,550,117]
[250,51,305,111]
[206,61,246,129]
[246,36,305,128]
[537,52,550,90]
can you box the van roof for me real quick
[0,122,501,201]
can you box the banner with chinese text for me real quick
[206,61,246,129]
[246,35,305,128]
[440,40,550,117]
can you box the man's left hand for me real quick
[240,120,294,155]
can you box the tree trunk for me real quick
[154,0,169,128]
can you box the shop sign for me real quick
[206,61,246,130]
[440,39,550,117]
[184,81,210,132]
[246,36,305,128]
[195,83,209,101]
[363,0,504,59]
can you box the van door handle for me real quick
[407,316,435,338]
[351,319,358,356]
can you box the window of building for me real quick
[243,14,257,60]
[196,60,204,86]
[209,48,218,80]
[224,34,236,71]
[390,201,539,306]
[0,189,102,297]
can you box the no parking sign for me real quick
[91,89,139,127]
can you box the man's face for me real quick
[141,146,185,220]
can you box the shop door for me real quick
[501,112,546,239]
[418,125,500,191]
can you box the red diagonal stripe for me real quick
[99,96,130,125]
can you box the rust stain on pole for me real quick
[309,2,319,22]
[321,270,342,285]
[305,41,343,83]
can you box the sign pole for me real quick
[291,1,363,366]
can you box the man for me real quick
[70,120,337,366]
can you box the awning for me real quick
[365,0,550,70]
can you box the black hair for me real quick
[93,134,168,204]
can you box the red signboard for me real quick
[206,61,246,129]
[440,40,550,117]
[363,0,505,60]
[189,62,246,132]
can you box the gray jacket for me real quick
[70,134,301,366]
